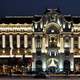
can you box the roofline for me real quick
[5,16,34,18]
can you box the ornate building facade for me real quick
[0,9,80,73]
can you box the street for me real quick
[0,76,80,80]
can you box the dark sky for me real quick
[0,0,80,17]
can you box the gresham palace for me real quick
[0,9,79,74]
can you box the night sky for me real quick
[0,0,80,17]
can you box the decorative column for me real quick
[59,35,64,53]
[57,37,60,48]
[78,36,80,53]
[70,36,74,53]
[78,36,80,48]
[24,35,28,48]
[45,35,48,48]
[2,35,6,48]
[10,49,13,56]
[57,18,61,26]
[32,34,36,71]
[9,35,13,49]
[32,58,36,71]
[17,34,20,48]
[40,22,43,29]
[41,35,46,53]
[42,57,47,71]
[32,35,36,53]
[70,55,74,71]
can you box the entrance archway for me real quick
[63,60,70,72]
[47,58,59,73]
[36,60,42,72]
[45,22,61,34]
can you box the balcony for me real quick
[0,48,32,57]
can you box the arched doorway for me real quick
[47,58,59,73]
[36,60,42,72]
[63,60,70,73]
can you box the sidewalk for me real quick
[48,73,80,77]
[0,73,80,77]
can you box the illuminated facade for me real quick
[0,9,80,73]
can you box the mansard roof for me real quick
[64,15,80,23]
[0,9,80,24]
[0,17,33,24]
[0,16,41,24]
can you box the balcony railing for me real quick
[0,48,32,56]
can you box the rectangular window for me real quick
[74,37,78,48]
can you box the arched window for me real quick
[46,22,61,34]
